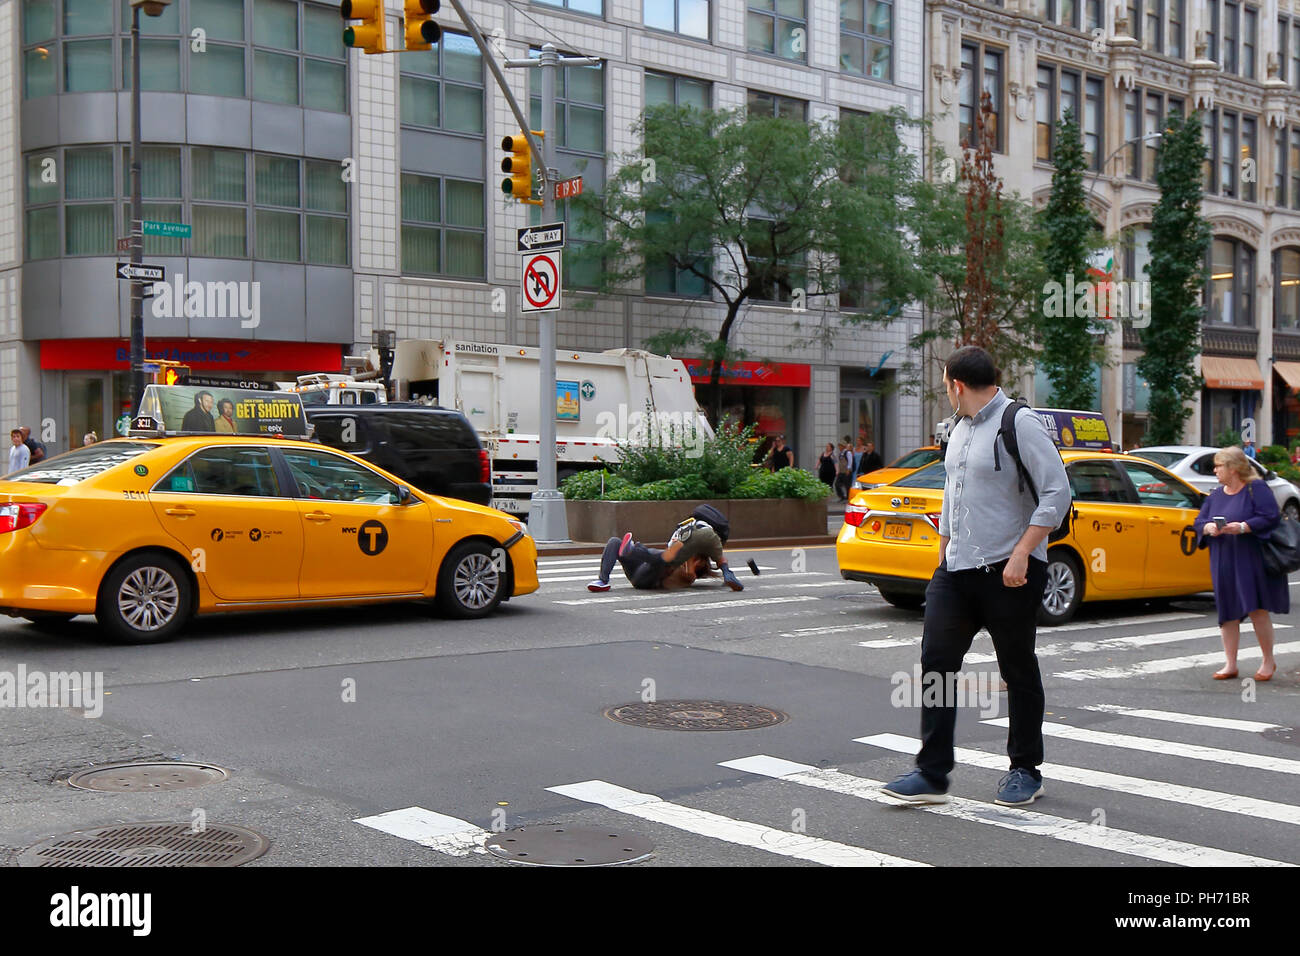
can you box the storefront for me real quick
[1199,356,1264,446]
[683,358,811,463]
[1273,361,1300,448]
[40,339,343,453]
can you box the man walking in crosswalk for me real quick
[883,346,1070,807]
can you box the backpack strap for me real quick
[994,399,1039,505]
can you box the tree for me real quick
[1038,109,1105,408]
[1138,110,1210,444]
[572,105,931,425]
[911,93,1046,389]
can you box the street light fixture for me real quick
[128,0,171,411]
[1088,131,1163,197]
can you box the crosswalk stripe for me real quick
[1046,612,1203,632]
[721,755,1292,867]
[1078,705,1289,733]
[857,638,919,648]
[1052,640,1300,680]
[615,595,821,614]
[982,717,1300,774]
[354,807,489,857]
[966,623,1287,666]
[547,779,928,867]
[856,734,1300,827]
[780,622,889,637]
[549,580,843,605]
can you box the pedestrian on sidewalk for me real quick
[858,440,884,478]
[882,345,1069,808]
[18,425,44,464]
[1194,446,1285,682]
[768,434,795,473]
[818,443,837,488]
[834,437,853,500]
[8,428,30,475]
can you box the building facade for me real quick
[927,0,1300,450]
[0,0,930,468]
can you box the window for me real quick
[746,224,805,303]
[64,147,115,256]
[645,70,710,110]
[193,147,248,257]
[399,32,485,134]
[1241,115,1256,203]
[1067,461,1131,503]
[1223,1,1238,74]
[747,89,807,120]
[1274,248,1300,331]
[1036,67,1055,162]
[1118,461,1200,508]
[1292,128,1300,210]
[958,42,1003,152]
[191,0,247,97]
[1126,90,1183,182]
[1040,0,1082,29]
[1084,76,1103,171]
[1121,226,1152,287]
[1205,236,1256,327]
[840,0,891,81]
[1243,5,1257,78]
[280,449,401,504]
[530,55,604,154]
[1168,0,1184,57]
[163,447,281,497]
[1036,64,1105,167]
[25,152,59,260]
[1143,0,1162,52]
[530,197,602,288]
[1086,0,1103,31]
[535,0,603,14]
[1205,0,1219,63]
[749,0,807,63]
[1203,108,1257,198]
[120,146,184,255]
[120,0,182,91]
[401,174,486,279]
[644,0,709,40]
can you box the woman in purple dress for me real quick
[1193,446,1285,681]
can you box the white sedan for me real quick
[1128,445,1300,520]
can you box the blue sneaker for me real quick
[881,769,949,805]
[995,768,1043,806]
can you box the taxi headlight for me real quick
[508,519,529,536]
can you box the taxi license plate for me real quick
[883,521,912,541]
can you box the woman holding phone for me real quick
[1193,445,1286,681]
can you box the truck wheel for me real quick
[1038,550,1083,626]
[436,541,504,619]
[96,552,193,644]
[878,589,924,611]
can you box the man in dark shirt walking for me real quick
[882,346,1069,808]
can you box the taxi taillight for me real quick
[924,512,941,530]
[0,503,47,534]
[844,503,868,527]
[479,449,491,483]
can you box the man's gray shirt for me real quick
[937,389,1072,570]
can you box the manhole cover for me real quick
[486,826,653,866]
[17,822,269,867]
[1262,726,1299,747]
[67,761,228,792]
[604,700,788,731]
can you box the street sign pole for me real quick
[129,2,145,413]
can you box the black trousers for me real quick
[598,537,667,589]
[915,557,1048,786]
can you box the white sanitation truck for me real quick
[390,339,713,516]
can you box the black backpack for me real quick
[940,398,1072,543]
[687,503,730,544]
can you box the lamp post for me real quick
[128,0,171,411]
[1087,131,1163,197]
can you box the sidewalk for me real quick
[534,498,844,556]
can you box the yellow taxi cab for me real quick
[837,449,1210,625]
[0,385,538,644]
[853,446,942,491]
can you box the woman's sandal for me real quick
[1253,668,1275,682]
[1212,669,1239,680]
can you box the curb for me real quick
[536,534,838,556]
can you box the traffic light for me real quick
[341,0,387,55]
[501,131,542,202]
[403,0,441,50]
[153,362,190,386]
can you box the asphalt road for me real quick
[2,544,1299,870]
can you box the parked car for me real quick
[305,404,491,507]
[1128,445,1300,521]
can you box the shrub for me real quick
[731,468,832,501]
[1259,445,1290,468]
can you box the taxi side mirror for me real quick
[398,485,412,504]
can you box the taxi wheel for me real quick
[1038,551,1083,626]
[878,589,925,611]
[436,541,504,619]
[97,552,194,644]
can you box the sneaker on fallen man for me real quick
[880,769,949,805]
[587,580,611,592]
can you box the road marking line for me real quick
[780,622,890,637]
[1046,612,1203,632]
[722,754,1291,867]
[982,717,1300,774]
[1078,705,1288,733]
[966,623,1287,665]
[1052,640,1300,681]
[543,571,825,587]
[354,807,489,857]
[615,595,821,614]
[550,580,843,604]
[857,637,920,648]
[546,779,927,867]
[856,734,1300,827]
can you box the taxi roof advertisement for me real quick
[142,384,308,437]
[1036,409,1111,450]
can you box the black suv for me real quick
[305,404,491,506]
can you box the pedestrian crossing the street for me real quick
[354,701,1299,867]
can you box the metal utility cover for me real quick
[67,761,229,792]
[18,822,269,867]
[486,826,653,866]
[604,700,789,731]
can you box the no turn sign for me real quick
[521,251,561,313]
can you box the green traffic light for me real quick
[343,26,357,46]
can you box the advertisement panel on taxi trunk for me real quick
[137,385,308,437]
[1035,408,1111,450]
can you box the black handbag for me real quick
[1249,484,1300,576]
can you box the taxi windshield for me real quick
[890,448,941,469]
[3,441,159,485]
[891,460,947,489]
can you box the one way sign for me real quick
[116,262,165,282]
[516,222,565,252]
